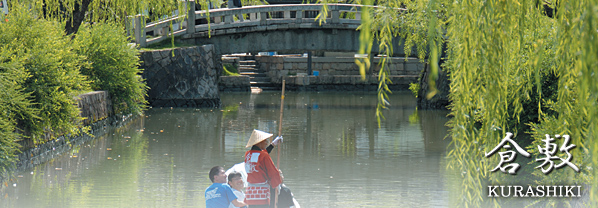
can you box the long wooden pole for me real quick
[277,80,285,167]
[274,80,285,208]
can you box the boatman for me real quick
[244,129,283,208]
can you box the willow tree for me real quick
[320,0,598,206]
[19,0,205,34]
[443,0,597,206]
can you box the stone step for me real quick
[239,72,267,77]
[250,81,271,84]
[250,81,276,87]
[258,86,280,91]
[239,69,264,74]
[239,66,258,70]
[239,64,257,68]
[250,77,271,82]
[239,71,266,77]
[239,70,265,75]
[225,54,255,61]
[237,55,256,61]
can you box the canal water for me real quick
[0,91,454,208]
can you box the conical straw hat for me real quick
[246,129,273,148]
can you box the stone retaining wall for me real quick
[284,75,416,91]
[12,91,129,181]
[257,56,422,79]
[255,55,422,90]
[219,76,251,92]
[16,91,115,150]
[78,91,113,126]
[139,45,221,108]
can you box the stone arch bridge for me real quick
[135,3,426,107]
[135,3,413,56]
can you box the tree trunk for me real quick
[417,62,450,110]
[417,43,451,110]
[65,0,93,35]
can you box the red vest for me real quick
[244,149,282,205]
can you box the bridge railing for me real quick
[134,2,379,47]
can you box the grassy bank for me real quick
[0,8,147,177]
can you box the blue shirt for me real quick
[205,183,238,208]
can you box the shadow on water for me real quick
[1,91,455,208]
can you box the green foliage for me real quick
[0,50,38,175]
[0,6,149,171]
[439,0,598,206]
[0,6,91,142]
[409,83,419,98]
[317,0,598,206]
[21,0,185,28]
[0,2,151,179]
[74,23,148,115]
[0,116,18,175]
[222,63,240,76]
[142,37,196,50]
[441,1,593,206]
[319,0,446,127]
[241,0,269,7]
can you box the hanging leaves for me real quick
[331,0,598,206]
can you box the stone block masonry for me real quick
[255,55,423,91]
[219,76,251,92]
[139,45,221,108]
[13,91,129,180]
[77,91,113,126]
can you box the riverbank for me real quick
[1,47,432,183]
[2,91,136,184]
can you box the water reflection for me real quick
[1,91,452,208]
